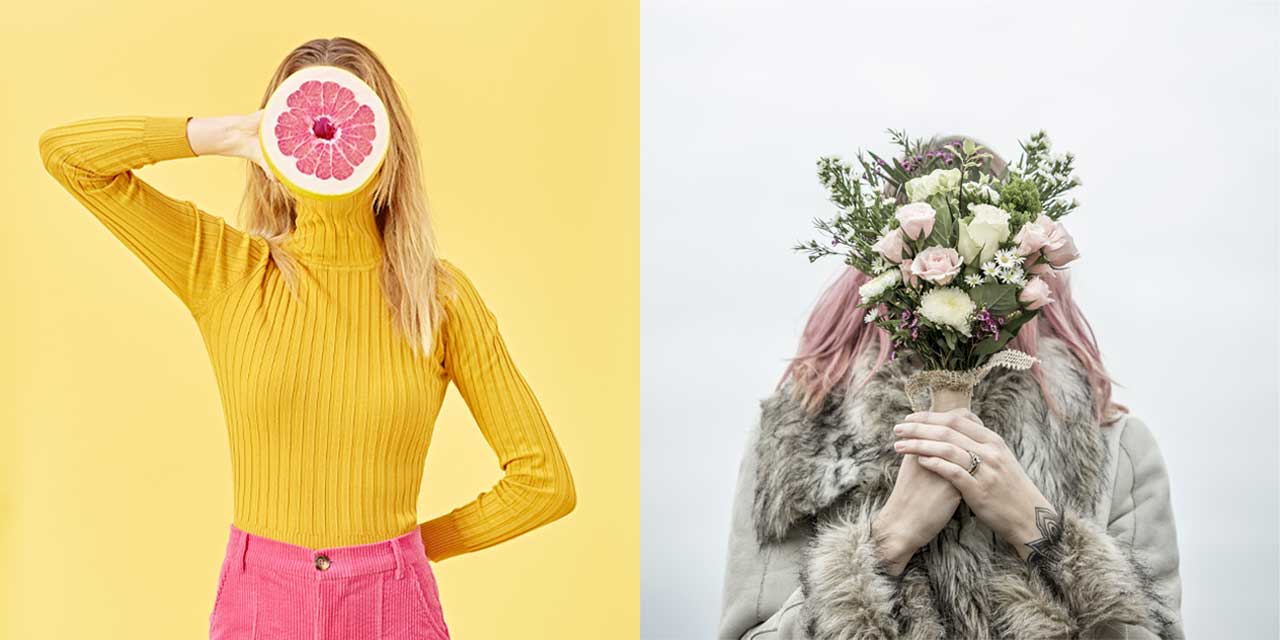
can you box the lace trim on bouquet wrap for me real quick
[904,349,1039,411]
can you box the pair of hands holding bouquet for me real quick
[796,132,1082,575]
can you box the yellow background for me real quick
[1,1,637,638]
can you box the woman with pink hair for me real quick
[717,139,1184,639]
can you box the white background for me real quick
[640,1,1279,638]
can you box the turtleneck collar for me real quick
[281,177,384,268]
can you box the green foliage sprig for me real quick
[1009,131,1081,220]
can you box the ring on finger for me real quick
[966,449,982,475]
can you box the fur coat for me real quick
[717,337,1184,639]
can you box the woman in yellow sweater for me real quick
[38,38,575,640]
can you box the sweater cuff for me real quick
[142,116,197,162]
[419,514,469,562]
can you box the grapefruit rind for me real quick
[258,65,389,200]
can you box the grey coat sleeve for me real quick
[799,500,922,639]
[1038,415,1185,639]
[718,419,809,639]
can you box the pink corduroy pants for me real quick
[209,523,450,639]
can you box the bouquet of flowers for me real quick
[796,130,1083,408]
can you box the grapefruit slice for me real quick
[259,65,390,199]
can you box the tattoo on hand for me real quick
[1023,506,1062,565]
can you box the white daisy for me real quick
[964,273,985,288]
[993,248,1023,270]
[864,308,879,324]
[1002,267,1028,286]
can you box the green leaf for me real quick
[926,195,953,247]
[968,282,1020,314]
[963,139,976,155]
[867,150,909,185]
[971,337,1002,358]
[944,330,958,350]
[1003,309,1038,336]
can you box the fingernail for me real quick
[893,424,905,434]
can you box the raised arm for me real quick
[37,115,267,318]
[418,260,576,561]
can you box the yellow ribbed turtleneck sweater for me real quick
[38,115,575,559]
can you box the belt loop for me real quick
[391,537,404,580]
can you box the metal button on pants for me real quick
[209,524,450,639]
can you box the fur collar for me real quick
[752,335,1108,544]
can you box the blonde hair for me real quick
[240,37,452,357]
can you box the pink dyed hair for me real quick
[781,136,1125,424]
[778,268,1124,424]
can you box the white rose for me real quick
[957,220,980,265]
[858,269,901,304]
[904,172,939,202]
[934,168,961,193]
[959,204,1012,265]
[919,287,976,335]
[904,168,961,203]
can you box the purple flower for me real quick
[973,308,1006,340]
[898,309,921,340]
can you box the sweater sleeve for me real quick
[38,115,267,318]
[418,260,576,561]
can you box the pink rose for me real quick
[1013,214,1056,257]
[895,203,937,241]
[1019,276,1054,310]
[1027,261,1053,275]
[1042,224,1080,267]
[1015,214,1081,270]
[899,258,920,288]
[871,229,907,264]
[909,246,962,285]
